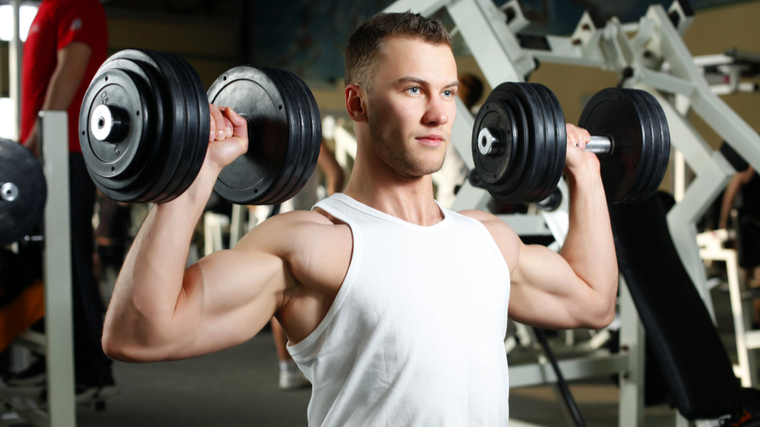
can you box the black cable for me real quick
[533,327,587,427]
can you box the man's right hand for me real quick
[206,104,248,173]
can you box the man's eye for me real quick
[443,90,453,97]
[408,87,420,94]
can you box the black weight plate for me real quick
[0,139,47,246]
[529,83,566,202]
[499,91,532,197]
[472,85,529,200]
[79,69,150,179]
[238,66,301,205]
[277,69,322,204]
[523,83,555,202]
[264,68,311,205]
[141,50,191,204]
[579,88,646,202]
[472,89,518,186]
[157,51,209,202]
[501,83,550,202]
[208,66,291,205]
[81,50,174,202]
[484,90,532,201]
[533,83,566,200]
[294,74,323,197]
[80,55,164,201]
[634,90,671,202]
[281,70,322,204]
[621,89,656,202]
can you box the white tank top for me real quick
[288,193,511,426]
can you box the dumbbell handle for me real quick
[583,135,612,155]
[477,128,613,156]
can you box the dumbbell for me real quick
[0,138,47,246]
[78,49,321,205]
[471,82,670,204]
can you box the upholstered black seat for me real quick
[609,192,751,421]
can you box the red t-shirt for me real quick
[20,0,108,153]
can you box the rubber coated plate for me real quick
[472,84,529,201]
[262,68,309,205]
[277,69,322,204]
[141,50,191,204]
[472,88,518,186]
[208,66,291,205]
[500,83,551,202]
[579,88,647,203]
[289,73,322,202]
[0,139,47,246]
[622,90,655,201]
[80,50,172,202]
[533,83,566,202]
[79,53,161,201]
[156,51,209,202]
[636,90,671,202]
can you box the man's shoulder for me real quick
[237,209,349,253]
[456,209,500,225]
[456,209,520,253]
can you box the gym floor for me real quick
[9,283,738,426]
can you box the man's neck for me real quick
[342,152,443,227]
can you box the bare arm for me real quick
[24,42,91,155]
[505,124,618,330]
[102,106,287,362]
[719,167,754,229]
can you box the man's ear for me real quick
[345,84,368,122]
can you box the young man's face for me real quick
[365,35,458,178]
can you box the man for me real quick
[102,12,617,425]
[10,0,115,398]
[720,166,760,326]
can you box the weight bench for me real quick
[609,192,760,426]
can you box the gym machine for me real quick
[0,113,77,427]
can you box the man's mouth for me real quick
[416,135,444,147]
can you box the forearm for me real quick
[720,176,742,229]
[24,42,90,153]
[560,171,618,318]
[43,66,84,112]
[23,69,82,152]
[103,164,219,358]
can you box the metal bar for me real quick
[643,87,712,175]
[12,409,48,427]
[9,0,22,141]
[452,96,475,170]
[584,136,611,155]
[666,152,735,320]
[745,330,760,350]
[648,5,760,173]
[40,111,76,427]
[446,0,528,87]
[12,331,47,355]
[700,246,758,387]
[509,353,630,388]
[618,276,645,427]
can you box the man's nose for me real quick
[422,96,449,126]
